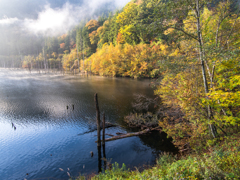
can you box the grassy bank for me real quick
[76,132,240,180]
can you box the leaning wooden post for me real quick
[102,112,105,145]
[95,93,101,147]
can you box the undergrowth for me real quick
[76,132,240,180]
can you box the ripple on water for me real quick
[0,69,175,180]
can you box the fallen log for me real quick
[78,122,117,136]
[95,127,161,143]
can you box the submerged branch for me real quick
[77,122,117,136]
[95,127,161,143]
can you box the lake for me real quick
[0,69,176,180]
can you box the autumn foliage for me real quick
[83,43,166,78]
[17,0,240,153]
[154,1,240,150]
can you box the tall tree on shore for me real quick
[153,0,240,138]
[153,0,218,137]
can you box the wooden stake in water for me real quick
[102,112,106,171]
[94,93,101,146]
[102,112,105,145]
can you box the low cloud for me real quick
[23,3,80,36]
[84,0,131,13]
[0,17,19,25]
[0,0,131,36]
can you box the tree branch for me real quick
[172,26,198,41]
[223,7,240,48]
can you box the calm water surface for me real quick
[0,69,175,180]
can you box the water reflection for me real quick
[0,69,176,180]
[139,131,178,155]
[98,145,102,173]
[102,144,107,172]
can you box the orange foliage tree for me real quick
[84,43,166,78]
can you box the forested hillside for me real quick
[2,0,240,138]
[1,0,240,141]
[76,0,240,179]
[6,0,237,80]
[26,0,240,150]
[1,0,240,178]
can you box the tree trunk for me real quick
[82,38,84,73]
[196,0,217,138]
[102,112,105,145]
[95,93,101,146]
[43,48,46,73]
[77,41,80,73]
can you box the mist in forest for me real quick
[0,0,131,64]
[0,0,130,36]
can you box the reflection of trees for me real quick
[138,130,178,155]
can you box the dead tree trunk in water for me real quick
[102,113,106,171]
[102,112,105,145]
[95,93,101,147]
